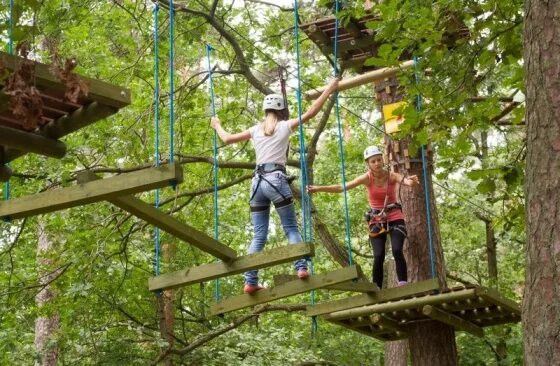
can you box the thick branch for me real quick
[165,1,273,94]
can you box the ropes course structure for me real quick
[0,0,523,349]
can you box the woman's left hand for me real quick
[407,175,420,185]
[210,117,221,129]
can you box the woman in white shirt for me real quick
[210,79,338,294]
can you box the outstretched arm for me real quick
[308,173,369,194]
[288,79,339,130]
[210,117,251,145]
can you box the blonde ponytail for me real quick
[262,110,280,136]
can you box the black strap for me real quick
[249,172,289,203]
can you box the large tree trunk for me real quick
[34,220,60,366]
[522,0,560,364]
[375,79,457,366]
[384,261,408,366]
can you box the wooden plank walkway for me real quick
[211,265,360,316]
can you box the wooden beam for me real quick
[77,170,237,262]
[0,125,66,159]
[325,287,476,321]
[304,60,415,100]
[0,164,182,220]
[210,265,360,315]
[307,278,440,317]
[149,243,314,291]
[474,287,521,315]
[422,305,484,337]
[0,51,131,108]
[371,313,408,334]
[274,274,378,293]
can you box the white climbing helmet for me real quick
[263,94,285,111]
[363,146,382,160]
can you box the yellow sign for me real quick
[383,102,407,134]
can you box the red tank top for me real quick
[366,171,405,222]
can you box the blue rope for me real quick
[333,0,353,265]
[293,0,312,241]
[294,0,316,336]
[153,3,161,277]
[414,56,436,279]
[4,0,14,201]
[168,0,175,163]
[206,44,221,302]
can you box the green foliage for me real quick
[0,0,527,364]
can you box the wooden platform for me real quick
[322,285,521,341]
[300,13,469,74]
[211,265,360,316]
[300,15,379,73]
[0,51,130,181]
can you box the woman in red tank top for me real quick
[308,146,419,289]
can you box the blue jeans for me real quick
[244,171,308,285]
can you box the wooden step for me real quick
[149,243,314,291]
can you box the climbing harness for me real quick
[248,163,295,208]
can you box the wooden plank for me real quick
[275,274,378,293]
[0,164,182,220]
[422,305,484,338]
[0,125,66,158]
[475,287,521,315]
[0,51,131,108]
[304,60,414,100]
[326,287,476,321]
[307,278,440,317]
[78,170,237,262]
[149,243,314,291]
[210,265,360,315]
[328,319,407,341]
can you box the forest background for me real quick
[0,0,526,364]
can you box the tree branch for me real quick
[153,303,306,363]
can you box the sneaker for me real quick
[297,269,310,280]
[243,284,264,295]
[398,281,408,287]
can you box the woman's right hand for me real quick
[210,117,221,129]
[307,185,320,194]
[326,78,339,93]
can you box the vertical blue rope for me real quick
[293,0,312,241]
[4,0,14,201]
[333,0,353,265]
[153,3,161,277]
[414,56,436,279]
[168,0,175,163]
[206,44,221,302]
[294,0,316,336]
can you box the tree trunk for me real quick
[522,0,560,364]
[384,261,409,366]
[158,243,176,366]
[375,79,457,366]
[34,220,60,366]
